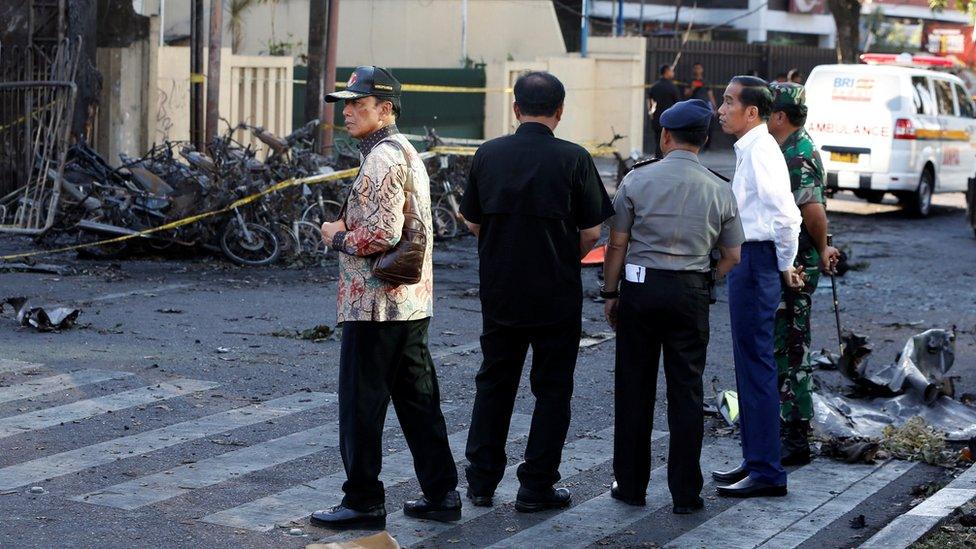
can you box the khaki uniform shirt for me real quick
[332,132,434,323]
[610,149,745,271]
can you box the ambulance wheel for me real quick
[903,169,933,218]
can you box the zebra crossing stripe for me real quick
[73,405,456,511]
[665,458,899,548]
[0,391,335,491]
[200,413,533,532]
[0,358,40,375]
[0,369,133,405]
[860,462,976,549]
[0,378,220,440]
[382,427,667,548]
[757,460,917,548]
[72,424,341,510]
[486,437,739,549]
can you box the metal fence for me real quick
[646,38,839,88]
[0,39,78,234]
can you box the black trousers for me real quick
[338,318,458,509]
[651,119,664,158]
[465,317,581,494]
[614,271,710,505]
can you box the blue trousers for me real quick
[727,241,787,486]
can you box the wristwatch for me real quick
[599,284,619,299]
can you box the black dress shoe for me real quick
[309,503,386,530]
[781,420,812,466]
[711,464,748,484]
[515,486,572,513]
[673,496,705,514]
[403,490,462,522]
[716,476,788,498]
[610,481,646,507]
[466,487,494,507]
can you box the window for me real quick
[954,83,976,118]
[912,77,935,115]
[934,79,956,116]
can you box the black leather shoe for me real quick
[610,481,646,507]
[781,420,812,466]
[466,487,494,507]
[711,464,749,484]
[403,490,462,523]
[673,496,705,514]
[515,486,572,513]
[309,503,386,530]
[716,477,788,498]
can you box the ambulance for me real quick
[804,54,976,217]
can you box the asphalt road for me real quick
[0,156,973,548]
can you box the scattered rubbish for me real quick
[849,514,866,529]
[809,349,837,370]
[305,531,400,549]
[881,320,925,329]
[215,347,231,354]
[209,439,247,447]
[287,528,304,536]
[28,486,46,495]
[717,390,739,426]
[2,297,81,332]
[880,417,951,465]
[820,438,880,464]
[579,331,615,348]
[155,308,184,314]
[0,263,74,276]
[813,329,976,444]
[270,324,337,342]
[959,511,976,528]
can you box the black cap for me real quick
[325,66,402,103]
[660,99,713,131]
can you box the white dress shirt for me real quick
[731,124,802,271]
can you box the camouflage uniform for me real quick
[770,83,826,424]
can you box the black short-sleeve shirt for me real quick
[647,78,681,123]
[460,122,613,327]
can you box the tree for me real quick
[929,0,976,20]
[828,0,863,63]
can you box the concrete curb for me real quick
[859,460,976,548]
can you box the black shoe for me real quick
[466,487,493,507]
[781,420,812,466]
[309,503,386,530]
[781,446,811,466]
[515,486,572,513]
[673,496,705,514]
[403,490,462,523]
[711,464,748,484]
[716,477,788,498]
[610,481,646,507]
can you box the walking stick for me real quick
[827,234,843,356]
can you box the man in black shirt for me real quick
[460,71,613,513]
[685,62,717,149]
[647,64,681,158]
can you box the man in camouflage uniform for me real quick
[767,83,841,465]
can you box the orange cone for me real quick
[581,244,606,266]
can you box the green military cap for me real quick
[770,82,805,110]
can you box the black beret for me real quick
[660,99,713,131]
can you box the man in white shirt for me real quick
[711,75,803,498]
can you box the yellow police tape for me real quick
[0,143,619,261]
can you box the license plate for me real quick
[831,152,859,163]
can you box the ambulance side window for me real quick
[912,76,935,115]
[953,83,976,118]
[934,79,956,116]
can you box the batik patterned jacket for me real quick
[332,131,434,323]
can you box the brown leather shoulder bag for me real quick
[340,138,427,286]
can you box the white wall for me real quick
[155,0,566,68]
